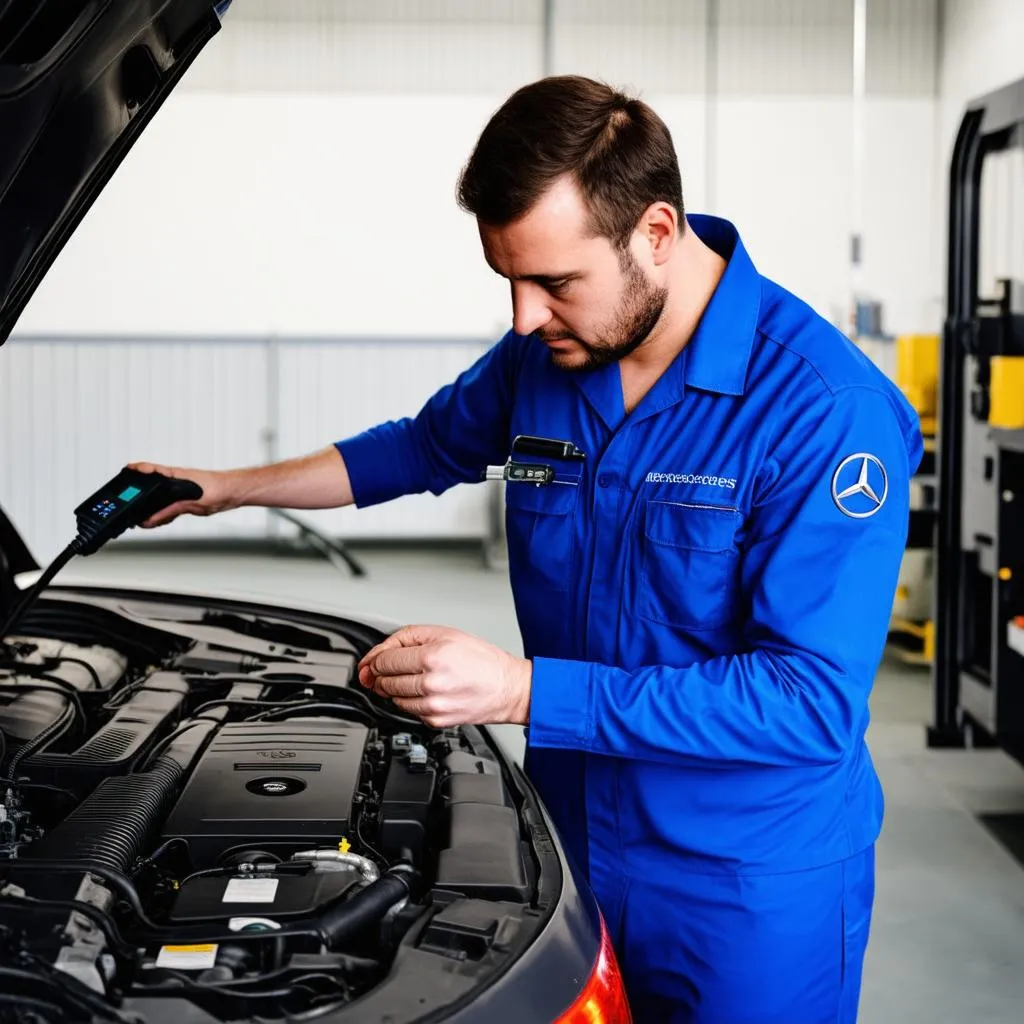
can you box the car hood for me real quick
[0,0,227,347]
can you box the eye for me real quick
[546,280,570,297]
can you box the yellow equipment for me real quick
[896,333,939,436]
[988,355,1024,428]
[889,333,940,665]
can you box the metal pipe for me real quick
[290,849,379,884]
[541,0,555,77]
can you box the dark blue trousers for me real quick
[601,846,875,1024]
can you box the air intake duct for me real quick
[25,715,219,872]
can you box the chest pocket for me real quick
[504,470,581,593]
[639,499,742,630]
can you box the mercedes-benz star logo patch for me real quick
[831,453,888,519]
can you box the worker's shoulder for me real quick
[751,276,922,454]
[753,276,887,397]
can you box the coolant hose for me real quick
[318,865,416,949]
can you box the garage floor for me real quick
[66,541,1024,1023]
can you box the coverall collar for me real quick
[681,214,761,397]
[570,215,761,430]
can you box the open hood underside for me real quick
[0,0,224,346]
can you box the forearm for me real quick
[527,650,864,768]
[231,446,353,510]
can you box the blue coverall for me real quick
[337,215,924,1022]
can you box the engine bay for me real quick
[0,588,552,1023]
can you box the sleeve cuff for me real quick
[335,429,414,509]
[527,657,594,750]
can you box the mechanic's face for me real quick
[479,177,668,372]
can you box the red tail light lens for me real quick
[555,915,632,1023]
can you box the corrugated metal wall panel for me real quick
[866,0,939,96]
[274,339,491,540]
[0,338,492,560]
[552,0,706,94]
[0,340,269,561]
[717,0,853,96]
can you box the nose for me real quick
[511,282,553,337]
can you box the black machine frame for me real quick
[931,74,1024,761]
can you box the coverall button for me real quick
[598,473,614,488]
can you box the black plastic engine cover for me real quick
[379,756,436,863]
[160,719,368,867]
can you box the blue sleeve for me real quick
[527,384,923,767]
[335,332,523,508]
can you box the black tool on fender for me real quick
[0,469,202,639]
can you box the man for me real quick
[136,76,922,1022]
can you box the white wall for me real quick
[3,0,950,557]
[15,0,942,340]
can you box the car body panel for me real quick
[0,0,225,346]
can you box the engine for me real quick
[0,597,537,1023]
[162,719,371,866]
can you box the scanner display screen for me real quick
[88,483,145,521]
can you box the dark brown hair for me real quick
[457,75,685,249]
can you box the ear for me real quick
[640,202,678,267]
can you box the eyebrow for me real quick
[490,267,582,285]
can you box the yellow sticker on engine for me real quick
[156,944,218,969]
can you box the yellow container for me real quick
[989,355,1024,429]
[896,334,939,433]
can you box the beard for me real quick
[537,251,668,372]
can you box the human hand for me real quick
[357,625,531,729]
[126,461,240,527]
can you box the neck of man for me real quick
[618,223,727,411]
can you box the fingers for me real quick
[127,462,189,527]
[368,674,424,699]
[357,625,454,674]
[370,645,433,677]
[127,461,173,476]
[358,633,406,674]
[141,504,187,528]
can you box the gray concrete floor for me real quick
[65,542,1024,1022]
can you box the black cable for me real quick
[0,859,157,931]
[326,685,429,729]
[0,540,82,641]
[1,780,77,802]
[132,836,193,876]
[195,683,428,730]
[0,675,86,721]
[189,696,311,719]
[355,803,386,865]
[177,861,313,888]
[0,859,324,945]
[50,654,104,688]
[3,701,76,783]
[248,701,376,727]
[0,655,102,688]
[136,968,293,1001]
